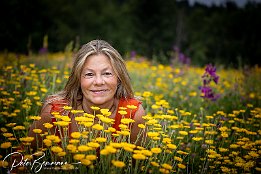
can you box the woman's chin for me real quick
[90,99,108,106]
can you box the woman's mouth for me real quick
[90,89,109,94]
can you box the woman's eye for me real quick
[103,72,113,76]
[84,73,94,78]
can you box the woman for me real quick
[28,39,145,148]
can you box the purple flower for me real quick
[177,53,191,65]
[199,64,220,101]
[130,51,136,58]
[202,64,219,84]
[39,47,48,54]
[199,86,220,101]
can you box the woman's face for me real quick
[80,54,118,107]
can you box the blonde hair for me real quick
[47,40,134,109]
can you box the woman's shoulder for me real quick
[119,97,142,106]
[118,97,144,118]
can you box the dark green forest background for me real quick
[1,0,261,67]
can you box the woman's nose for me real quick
[94,75,104,85]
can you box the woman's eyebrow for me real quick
[82,67,112,72]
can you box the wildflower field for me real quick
[0,52,260,174]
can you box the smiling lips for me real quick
[90,89,109,94]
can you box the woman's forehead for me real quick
[82,54,114,71]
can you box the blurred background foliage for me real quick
[1,0,261,67]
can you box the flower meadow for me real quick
[0,52,260,174]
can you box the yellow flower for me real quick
[33,129,42,134]
[61,116,71,122]
[119,124,128,130]
[118,110,127,115]
[119,131,130,136]
[151,147,162,154]
[83,122,93,127]
[78,145,92,152]
[92,124,103,131]
[119,107,127,110]
[100,149,109,155]
[121,118,135,124]
[177,150,189,155]
[152,137,160,140]
[43,123,53,129]
[75,116,90,122]
[86,155,97,161]
[162,138,172,144]
[141,150,153,156]
[230,144,239,148]
[174,156,183,162]
[0,160,8,167]
[87,142,100,148]
[69,139,80,144]
[151,161,160,167]
[162,163,172,170]
[127,105,137,110]
[205,140,213,144]
[46,135,61,143]
[248,151,259,158]
[20,137,34,142]
[81,159,92,166]
[166,144,177,150]
[54,121,70,127]
[40,88,47,93]
[177,163,186,169]
[91,106,100,111]
[43,139,52,147]
[138,124,146,129]
[1,142,12,148]
[58,152,66,157]
[61,164,74,170]
[51,146,63,153]
[63,106,72,110]
[192,137,203,141]
[8,137,16,141]
[179,131,188,136]
[73,154,85,160]
[95,137,107,143]
[147,132,159,137]
[221,132,228,138]
[121,142,136,149]
[112,160,126,168]
[219,126,228,132]
[106,127,116,133]
[71,110,84,114]
[3,133,13,137]
[100,109,111,117]
[104,146,117,153]
[159,168,170,173]
[219,148,229,152]
[1,127,8,132]
[133,153,146,160]
[71,132,81,139]
[109,142,122,148]
[123,146,134,152]
[67,144,77,152]
[100,117,114,124]
[13,126,26,130]
[29,116,41,120]
[151,104,160,110]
